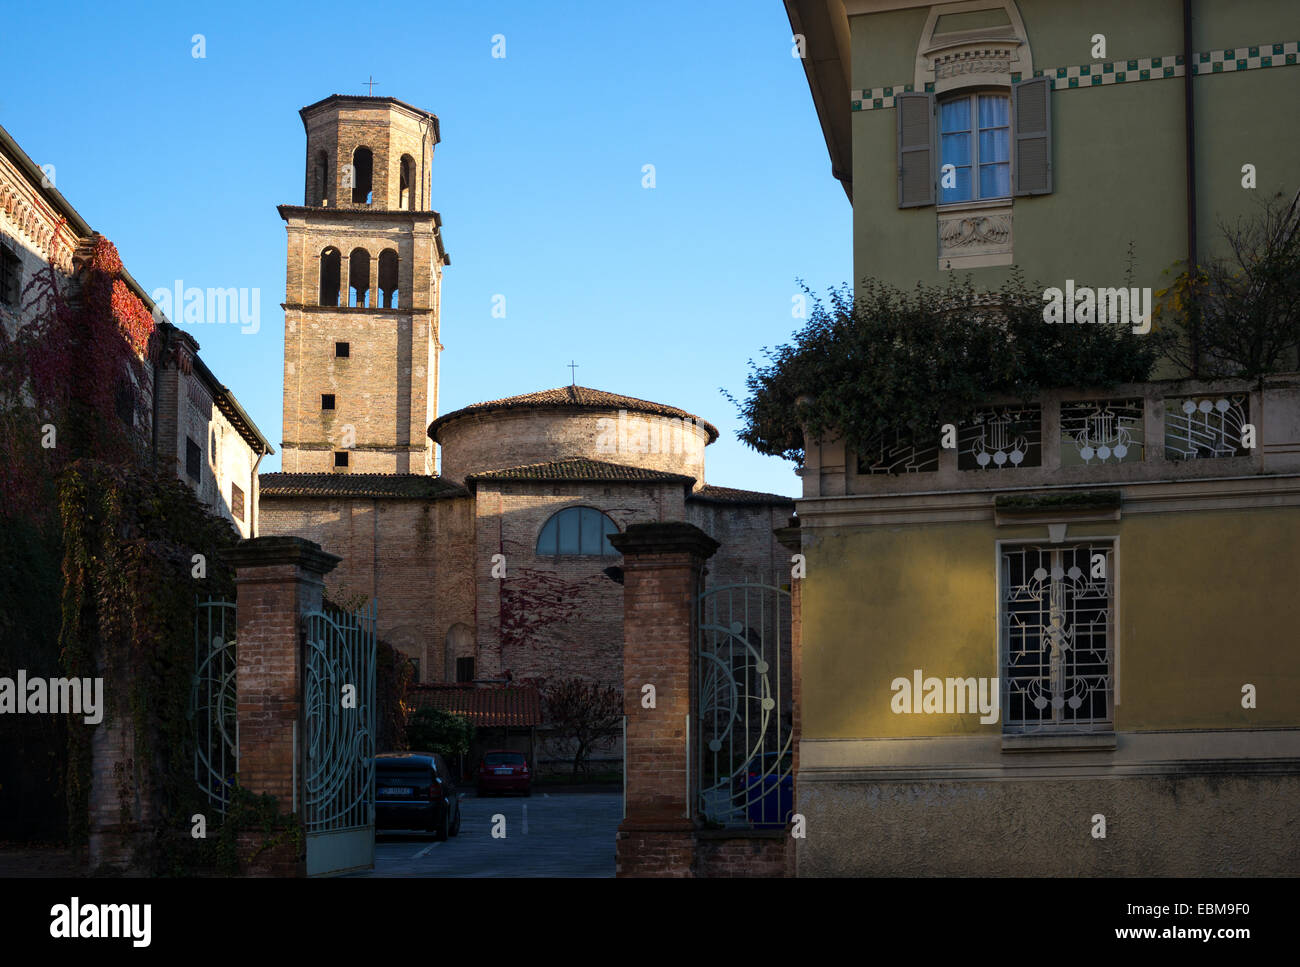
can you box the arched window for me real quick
[319,247,341,306]
[314,150,329,205]
[378,249,399,308]
[351,146,373,205]
[536,506,620,557]
[348,248,371,307]
[399,155,415,210]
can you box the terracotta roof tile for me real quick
[408,684,543,727]
[687,484,797,505]
[429,385,719,443]
[260,472,467,500]
[466,458,695,488]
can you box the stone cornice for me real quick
[223,536,341,575]
[282,303,435,315]
[608,521,721,560]
[797,473,1300,528]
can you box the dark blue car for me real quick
[375,752,462,840]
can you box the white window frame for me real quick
[937,90,1012,206]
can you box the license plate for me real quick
[494,768,512,775]
[381,786,413,796]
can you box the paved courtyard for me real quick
[361,791,621,878]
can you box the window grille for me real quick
[1060,399,1144,466]
[1164,395,1249,460]
[1001,542,1113,733]
[959,406,1041,470]
[858,428,939,474]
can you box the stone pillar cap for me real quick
[608,521,720,559]
[222,536,341,575]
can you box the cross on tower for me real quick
[364,75,379,95]
[567,360,579,385]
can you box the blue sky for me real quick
[2,0,849,497]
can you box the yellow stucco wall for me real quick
[802,507,1300,738]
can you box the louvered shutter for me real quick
[1013,77,1052,195]
[896,92,935,208]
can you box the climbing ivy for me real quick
[58,459,238,871]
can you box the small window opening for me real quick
[378,249,399,309]
[352,146,374,205]
[321,394,336,410]
[334,451,349,468]
[399,155,414,209]
[335,341,350,357]
[348,248,371,308]
[319,247,341,306]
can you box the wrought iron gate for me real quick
[301,600,376,875]
[192,598,238,814]
[696,581,793,828]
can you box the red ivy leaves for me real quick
[111,279,155,357]
[0,235,154,517]
[88,236,123,275]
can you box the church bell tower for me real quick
[278,94,448,474]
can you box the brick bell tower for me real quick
[278,94,448,474]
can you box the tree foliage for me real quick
[725,272,1158,464]
[542,678,622,779]
[1153,191,1300,377]
[406,708,474,760]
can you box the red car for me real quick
[476,750,532,797]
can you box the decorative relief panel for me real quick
[938,204,1013,270]
[932,46,1015,82]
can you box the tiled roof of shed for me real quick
[687,484,797,506]
[408,685,543,727]
[466,458,695,487]
[429,385,720,443]
[259,472,467,500]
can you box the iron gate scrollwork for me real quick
[301,601,376,834]
[192,598,238,814]
[696,581,793,828]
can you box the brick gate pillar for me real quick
[608,521,719,877]
[223,536,340,810]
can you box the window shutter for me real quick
[1013,77,1052,195]
[896,92,935,208]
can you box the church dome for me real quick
[429,385,717,486]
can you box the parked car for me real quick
[476,750,532,797]
[374,752,462,840]
[734,751,793,828]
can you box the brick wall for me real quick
[687,499,794,587]
[696,831,792,877]
[259,494,476,681]
[471,481,688,685]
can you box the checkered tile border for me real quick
[850,41,1299,110]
